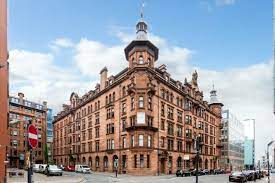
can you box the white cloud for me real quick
[53,38,74,48]
[49,38,74,52]
[10,30,274,160]
[9,49,91,112]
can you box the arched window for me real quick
[96,156,100,168]
[104,156,108,168]
[122,86,126,97]
[106,96,108,105]
[138,55,144,64]
[113,92,115,102]
[147,58,151,66]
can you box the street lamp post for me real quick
[243,119,256,170]
[267,141,274,183]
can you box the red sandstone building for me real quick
[53,17,223,175]
[0,0,9,181]
[8,93,48,168]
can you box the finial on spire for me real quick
[141,2,145,20]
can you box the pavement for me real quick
[7,169,275,183]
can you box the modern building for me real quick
[53,16,223,175]
[220,110,244,171]
[0,0,9,182]
[244,138,254,170]
[8,93,47,168]
[47,108,54,163]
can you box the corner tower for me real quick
[124,14,158,68]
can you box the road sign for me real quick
[28,125,38,148]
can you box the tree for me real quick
[44,145,49,164]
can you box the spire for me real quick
[136,3,148,40]
[209,85,222,105]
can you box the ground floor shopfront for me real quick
[54,149,219,175]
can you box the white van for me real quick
[75,165,91,173]
[33,164,41,173]
[38,164,47,174]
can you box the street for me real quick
[7,170,275,183]
[67,172,275,183]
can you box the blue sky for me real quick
[7,0,275,159]
[9,0,272,70]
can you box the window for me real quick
[168,123,174,136]
[122,119,126,131]
[167,106,174,120]
[147,116,153,126]
[177,126,182,137]
[95,113,100,124]
[185,115,192,125]
[177,111,183,123]
[137,112,145,124]
[122,86,126,97]
[112,92,115,102]
[140,154,144,168]
[131,97,135,110]
[139,96,144,108]
[138,135,144,146]
[96,156,99,167]
[138,56,144,64]
[95,127,100,138]
[131,135,135,147]
[167,139,174,151]
[147,135,152,147]
[95,141,100,152]
[130,116,136,126]
[148,96,152,110]
[177,141,183,152]
[88,129,92,139]
[186,143,191,153]
[160,137,165,148]
[161,103,165,117]
[161,119,165,130]
[185,129,192,139]
[134,155,137,168]
[147,155,150,168]
[111,139,115,149]
[122,137,126,149]
[122,103,126,115]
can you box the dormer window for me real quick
[138,56,144,64]
[147,58,151,66]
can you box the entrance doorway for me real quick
[160,158,165,174]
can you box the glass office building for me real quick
[220,110,245,171]
[47,108,54,162]
[244,138,254,169]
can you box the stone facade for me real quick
[53,17,223,175]
[0,0,8,181]
[8,93,48,168]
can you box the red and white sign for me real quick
[28,125,38,148]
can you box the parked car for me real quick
[38,164,47,174]
[64,165,75,172]
[229,171,247,182]
[214,169,225,174]
[202,169,210,175]
[176,170,184,177]
[75,164,91,173]
[183,170,192,176]
[271,169,275,173]
[243,170,255,181]
[190,169,203,176]
[33,164,41,173]
[45,165,63,176]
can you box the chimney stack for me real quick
[100,67,108,90]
